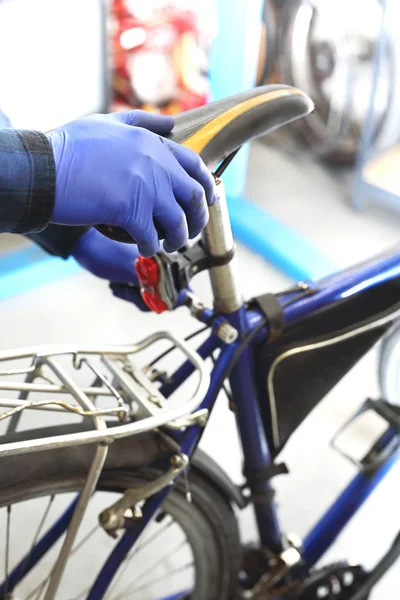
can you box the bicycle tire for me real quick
[0,427,240,599]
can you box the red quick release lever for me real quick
[135,256,169,314]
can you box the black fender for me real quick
[191,448,247,509]
[0,423,246,511]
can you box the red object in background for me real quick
[111,0,211,114]
[135,256,168,313]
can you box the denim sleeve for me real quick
[0,128,55,234]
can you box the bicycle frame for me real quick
[2,183,400,599]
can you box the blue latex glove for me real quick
[71,227,140,285]
[46,110,216,257]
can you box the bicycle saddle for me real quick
[170,83,313,169]
[97,84,312,243]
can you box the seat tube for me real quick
[203,181,283,551]
[229,342,283,553]
[202,178,242,313]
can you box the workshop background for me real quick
[0,0,400,598]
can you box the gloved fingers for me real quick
[154,204,189,253]
[165,139,217,206]
[108,110,174,135]
[170,170,209,239]
[125,220,160,258]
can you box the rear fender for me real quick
[191,449,247,509]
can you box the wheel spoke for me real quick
[62,525,101,600]
[71,524,99,556]
[133,538,189,586]
[0,477,211,600]
[18,495,55,585]
[27,575,49,600]
[4,505,11,598]
[130,515,174,559]
[26,502,97,600]
[106,516,175,600]
[113,538,189,600]
[128,561,193,598]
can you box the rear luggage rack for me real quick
[0,330,210,598]
[0,331,210,458]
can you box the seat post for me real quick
[202,178,242,313]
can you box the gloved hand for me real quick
[46,110,216,257]
[71,227,140,285]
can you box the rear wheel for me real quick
[0,470,240,600]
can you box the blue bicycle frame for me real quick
[3,244,400,599]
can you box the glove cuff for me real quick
[27,224,90,259]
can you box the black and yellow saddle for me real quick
[171,83,313,170]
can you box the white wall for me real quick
[0,0,108,131]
